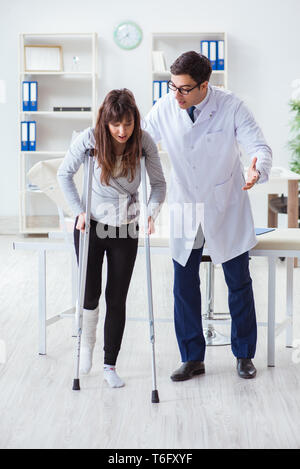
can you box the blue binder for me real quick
[29,81,38,111]
[217,40,225,70]
[153,80,160,105]
[160,80,169,97]
[200,40,209,58]
[209,41,217,70]
[22,82,30,112]
[28,121,36,151]
[21,121,29,151]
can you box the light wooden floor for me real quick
[1,234,300,449]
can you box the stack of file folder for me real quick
[152,80,169,105]
[21,121,36,151]
[22,81,38,111]
[200,40,224,70]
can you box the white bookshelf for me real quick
[18,32,98,234]
[151,32,228,109]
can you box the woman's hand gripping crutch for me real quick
[72,149,95,391]
[140,153,159,403]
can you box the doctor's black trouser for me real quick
[74,218,139,366]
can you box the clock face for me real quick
[114,21,143,50]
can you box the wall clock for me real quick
[114,21,143,50]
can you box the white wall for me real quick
[1,0,299,225]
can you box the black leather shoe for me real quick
[237,358,257,379]
[171,361,205,382]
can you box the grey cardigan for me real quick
[57,127,166,226]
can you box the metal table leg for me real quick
[267,256,276,367]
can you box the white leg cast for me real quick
[80,306,99,374]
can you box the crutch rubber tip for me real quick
[72,379,80,391]
[151,390,159,403]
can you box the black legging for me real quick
[74,218,139,366]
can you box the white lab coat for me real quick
[145,85,272,266]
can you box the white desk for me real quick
[249,229,300,366]
[13,237,78,355]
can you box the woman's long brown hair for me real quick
[94,89,142,185]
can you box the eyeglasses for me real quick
[167,80,203,95]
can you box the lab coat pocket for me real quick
[214,173,239,212]
[205,130,224,156]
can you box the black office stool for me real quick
[202,256,231,346]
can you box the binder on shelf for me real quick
[28,121,36,151]
[200,40,209,58]
[200,40,223,70]
[217,40,224,70]
[153,81,160,105]
[22,82,30,112]
[29,81,38,111]
[160,81,169,97]
[21,121,29,151]
[209,41,217,70]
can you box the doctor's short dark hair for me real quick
[170,51,212,84]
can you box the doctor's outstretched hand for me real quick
[242,157,260,191]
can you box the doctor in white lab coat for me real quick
[145,51,272,381]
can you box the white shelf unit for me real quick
[151,32,228,109]
[18,32,98,234]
